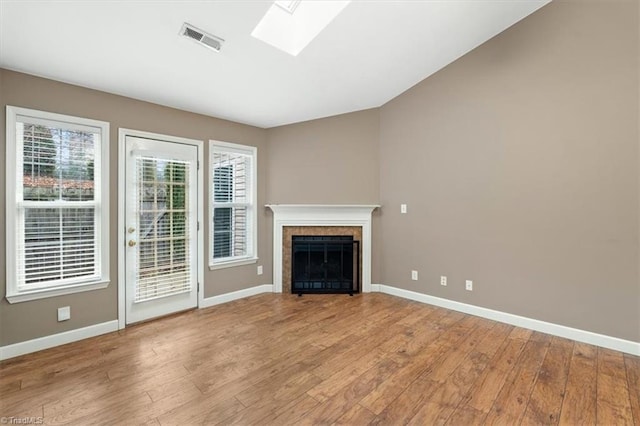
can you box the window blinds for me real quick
[16,121,101,289]
[135,158,192,303]
[212,151,252,260]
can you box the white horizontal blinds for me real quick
[213,166,233,258]
[212,151,251,260]
[16,120,100,289]
[135,157,191,303]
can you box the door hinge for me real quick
[197,221,200,231]
[197,160,200,170]
[197,282,200,292]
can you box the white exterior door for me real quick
[124,136,198,324]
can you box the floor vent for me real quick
[180,23,224,52]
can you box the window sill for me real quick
[209,257,258,271]
[5,280,110,304]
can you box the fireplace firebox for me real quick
[291,236,360,295]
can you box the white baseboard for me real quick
[1,286,273,361]
[373,284,640,356]
[5,285,635,360]
[200,284,274,308]
[0,320,119,361]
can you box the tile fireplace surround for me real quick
[266,205,379,293]
[283,226,362,294]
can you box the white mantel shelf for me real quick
[266,204,380,293]
[266,204,380,213]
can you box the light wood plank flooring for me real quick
[1,293,638,425]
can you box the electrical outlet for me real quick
[401,204,407,214]
[57,306,70,322]
[411,270,418,280]
[440,276,447,286]
[257,265,263,275]
[465,280,473,291]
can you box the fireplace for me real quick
[282,226,362,293]
[291,235,360,295]
[266,204,379,294]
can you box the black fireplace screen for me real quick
[291,235,360,295]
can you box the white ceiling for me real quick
[0,0,549,128]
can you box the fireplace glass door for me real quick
[291,235,360,295]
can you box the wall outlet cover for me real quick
[465,280,473,291]
[57,306,71,322]
[411,270,418,280]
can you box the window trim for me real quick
[209,140,258,270]
[5,106,110,303]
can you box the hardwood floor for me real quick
[1,293,638,425]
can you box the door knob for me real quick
[128,240,137,247]
[128,227,135,233]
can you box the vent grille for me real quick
[180,23,224,52]
[201,35,221,51]
[183,26,203,41]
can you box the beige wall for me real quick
[2,0,638,348]
[0,69,271,345]
[266,109,382,282]
[266,109,379,204]
[379,1,639,341]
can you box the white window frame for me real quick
[209,140,258,270]
[5,106,110,303]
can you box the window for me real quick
[213,166,233,258]
[209,140,257,269]
[5,106,109,303]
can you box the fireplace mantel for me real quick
[266,204,380,293]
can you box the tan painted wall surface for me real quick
[379,1,639,341]
[266,109,379,204]
[266,109,382,282]
[0,69,271,346]
[2,0,638,348]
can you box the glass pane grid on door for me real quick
[135,157,191,303]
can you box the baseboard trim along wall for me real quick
[200,284,274,309]
[3,283,636,360]
[0,320,119,361]
[1,285,274,361]
[372,284,640,356]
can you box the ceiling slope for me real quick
[0,0,549,128]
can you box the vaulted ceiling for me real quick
[0,0,549,128]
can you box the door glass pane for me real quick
[135,158,191,303]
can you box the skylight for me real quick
[274,0,301,14]
[251,0,351,56]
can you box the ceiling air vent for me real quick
[180,23,224,52]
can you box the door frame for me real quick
[117,128,204,330]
